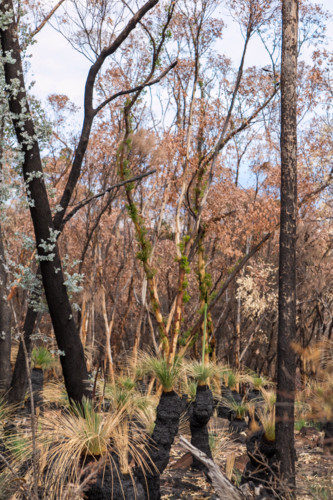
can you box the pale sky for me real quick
[27,0,333,129]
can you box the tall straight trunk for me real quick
[0,110,11,394]
[235,296,241,372]
[0,1,90,403]
[276,0,298,490]
[0,223,11,393]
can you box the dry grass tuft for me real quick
[43,381,69,408]
[208,424,235,460]
[185,360,218,386]
[136,352,184,392]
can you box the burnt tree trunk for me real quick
[3,0,161,405]
[0,1,90,403]
[138,390,182,500]
[276,0,298,491]
[190,385,214,469]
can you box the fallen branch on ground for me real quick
[179,436,247,500]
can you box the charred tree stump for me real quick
[190,385,214,470]
[137,390,182,500]
[229,414,248,434]
[216,385,233,419]
[247,390,262,403]
[27,368,44,415]
[241,430,278,497]
[322,421,333,455]
[83,455,145,500]
[231,390,242,405]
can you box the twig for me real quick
[247,449,294,499]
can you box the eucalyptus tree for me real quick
[0,0,175,403]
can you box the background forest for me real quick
[1,0,331,379]
[1,0,333,499]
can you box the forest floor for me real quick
[161,418,333,500]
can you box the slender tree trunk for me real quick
[275,0,298,491]
[0,223,11,393]
[0,1,90,403]
[235,295,241,372]
[8,307,37,404]
[132,303,145,365]
[0,109,11,394]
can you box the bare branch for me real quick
[30,0,66,38]
[61,169,156,228]
[94,61,177,115]
[53,0,161,231]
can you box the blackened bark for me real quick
[2,0,161,404]
[276,0,298,490]
[190,385,213,470]
[241,430,278,494]
[229,417,247,434]
[322,421,333,454]
[0,224,11,393]
[181,393,188,412]
[84,456,146,500]
[0,1,90,403]
[247,389,262,402]
[231,390,242,405]
[138,390,182,500]
[217,385,233,419]
[27,368,44,414]
[8,307,38,405]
